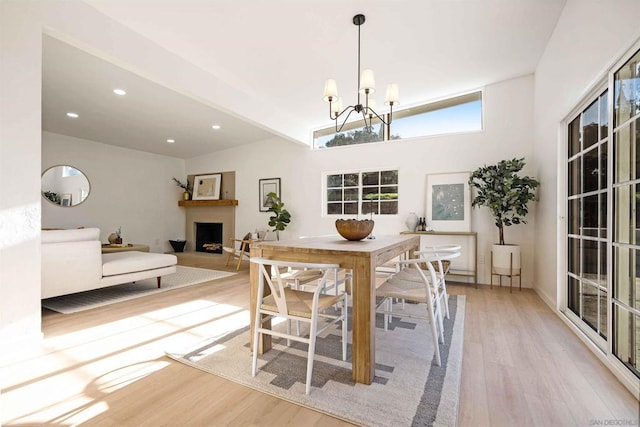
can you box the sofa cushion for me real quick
[102,251,177,277]
[42,227,100,244]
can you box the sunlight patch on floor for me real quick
[3,295,254,426]
[1,369,111,426]
[40,302,250,382]
[43,299,245,350]
[51,400,110,426]
[90,360,171,394]
[3,299,248,420]
[163,307,251,357]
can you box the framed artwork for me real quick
[192,173,222,200]
[61,193,72,207]
[259,178,280,212]
[425,172,471,232]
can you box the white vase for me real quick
[405,212,418,232]
[492,244,521,275]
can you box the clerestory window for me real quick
[313,91,482,149]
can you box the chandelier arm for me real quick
[333,104,356,121]
[365,107,390,126]
[335,107,358,133]
[361,109,371,131]
[328,100,335,120]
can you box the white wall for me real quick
[533,0,640,307]
[42,132,186,253]
[0,0,285,356]
[0,1,43,357]
[187,75,537,286]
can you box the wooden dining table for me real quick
[249,234,420,385]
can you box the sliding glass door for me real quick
[612,48,640,377]
[565,46,640,380]
[566,88,609,347]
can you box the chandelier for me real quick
[323,14,399,134]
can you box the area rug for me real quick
[166,295,465,427]
[42,266,236,314]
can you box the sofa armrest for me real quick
[41,240,102,299]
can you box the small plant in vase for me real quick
[172,177,192,200]
[266,192,291,240]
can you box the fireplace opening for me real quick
[195,222,223,253]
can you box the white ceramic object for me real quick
[405,212,418,232]
[492,244,521,275]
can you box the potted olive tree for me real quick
[266,192,291,240]
[468,158,539,276]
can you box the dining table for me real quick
[249,233,420,385]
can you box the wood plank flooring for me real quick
[1,252,637,426]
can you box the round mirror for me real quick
[41,165,91,207]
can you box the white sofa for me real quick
[42,228,177,299]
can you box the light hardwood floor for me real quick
[2,252,637,426]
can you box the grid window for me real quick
[325,170,398,216]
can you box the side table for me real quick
[101,244,150,253]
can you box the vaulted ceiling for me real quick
[42,0,567,159]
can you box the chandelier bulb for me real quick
[359,69,376,94]
[385,83,399,105]
[323,79,338,102]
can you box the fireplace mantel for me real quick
[178,200,238,207]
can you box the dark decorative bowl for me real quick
[335,219,374,241]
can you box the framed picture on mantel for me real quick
[425,172,470,232]
[193,173,222,200]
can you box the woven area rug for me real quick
[166,295,465,427]
[42,266,235,314]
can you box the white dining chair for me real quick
[375,258,446,366]
[417,245,461,319]
[250,257,348,395]
[296,234,353,296]
[277,265,352,336]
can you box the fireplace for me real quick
[182,196,236,253]
[195,222,223,253]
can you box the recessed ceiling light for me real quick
[66,112,79,118]
[113,88,127,96]
[166,139,175,143]
[211,125,221,130]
